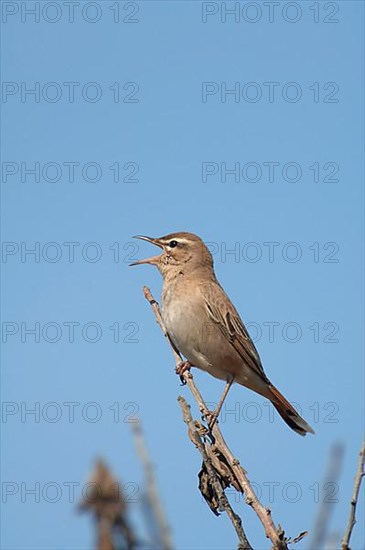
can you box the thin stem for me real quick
[341,439,365,550]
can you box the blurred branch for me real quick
[131,420,173,550]
[143,286,302,550]
[341,438,365,550]
[79,460,136,550]
[98,516,114,550]
[309,442,344,549]
[325,531,341,550]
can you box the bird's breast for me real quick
[162,287,204,357]
[162,291,197,355]
[161,284,230,380]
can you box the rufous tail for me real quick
[268,385,315,437]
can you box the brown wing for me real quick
[201,281,270,383]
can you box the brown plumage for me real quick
[131,232,314,436]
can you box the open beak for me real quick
[129,235,163,266]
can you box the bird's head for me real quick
[130,232,214,278]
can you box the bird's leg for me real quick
[175,360,192,385]
[208,376,234,430]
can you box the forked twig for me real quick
[179,396,253,550]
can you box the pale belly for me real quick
[162,292,244,382]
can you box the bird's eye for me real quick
[169,240,178,248]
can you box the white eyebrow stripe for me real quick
[162,238,191,245]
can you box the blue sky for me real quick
[1,1,364,549]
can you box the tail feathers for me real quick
[269,385,315,437]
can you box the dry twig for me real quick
[179,395,253,550]
[341,438,365,550]
[143,286,300,550]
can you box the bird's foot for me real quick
[176,360,192,376]
[176,361,192,385]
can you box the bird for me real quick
[130,231,314,436]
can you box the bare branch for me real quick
[178,396,253,550]
[131,420,174,550]
[341,439,365,550]
[143,286,296,550]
